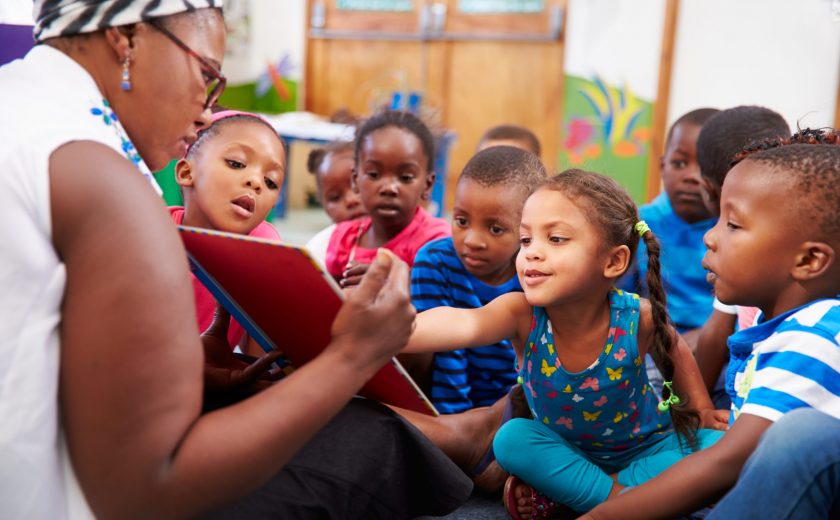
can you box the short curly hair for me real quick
[478,124,541,157]
[696,106,789,188]
[735,129,840,239]
[459,145,547,202]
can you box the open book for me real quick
[178,225,438,416]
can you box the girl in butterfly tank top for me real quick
[404,170,728,518]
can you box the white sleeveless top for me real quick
[0,45,160,519]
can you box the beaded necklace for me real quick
[90,98,162,196]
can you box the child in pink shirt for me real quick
[171,110,286,392]
[326,110,450,287]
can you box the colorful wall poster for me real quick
[560,0,666,203]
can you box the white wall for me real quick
[565,0,665,99]
[0,0,33,24]
[668,0,840,131]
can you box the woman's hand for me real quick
[330,249,415,370]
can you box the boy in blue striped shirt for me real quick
[411,146,547,413]
[585,132,840,519]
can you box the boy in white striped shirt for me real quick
[584,130,840,520]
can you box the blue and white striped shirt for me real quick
[727,298,840,424]
[411,237,520,414]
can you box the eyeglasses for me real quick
[147,20,226,110]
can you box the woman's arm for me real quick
[581,413,772,520]
[402,292,531,354]
[53,142,415,519]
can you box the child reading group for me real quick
[1,2,839,520]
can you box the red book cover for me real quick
[178,226,438,416]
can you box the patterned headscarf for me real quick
[33,0,224,42]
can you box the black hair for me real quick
[479,124,542,157]
[696,105,789,187]
[354,110,435,173]
[540,169,699,448]
[735,129,840,238]
[185,114,284,159]
[307,141,355,176]
[459,146,547,204]
[665,108,720,148]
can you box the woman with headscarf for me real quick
[0,2,470,518]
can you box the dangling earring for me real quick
[120,57,132,91]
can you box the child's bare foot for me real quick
[504,476,534,519]
[504,475,579,519]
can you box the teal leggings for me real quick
[493,418,724,512]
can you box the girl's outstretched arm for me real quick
[403,292,531,354]
[581,413,772,520]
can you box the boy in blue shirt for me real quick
[411,145,547,413]
[619,108,720,342]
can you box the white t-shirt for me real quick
[305,223,336,269]
[0,45,158,519]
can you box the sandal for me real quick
[503,475,576,520]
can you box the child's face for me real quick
[516,189,611,308]
[452,178,522,285]
[178,121,285,234]
[661,122,711,223]
[353,126,433,232]
[318,149,365,223]
[702,161,802,317]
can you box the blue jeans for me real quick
[708,408,840,519]
[494,418,724,512]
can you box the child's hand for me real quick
[340,261,371,288]
[201,303,284,393]
[699,408,730,431]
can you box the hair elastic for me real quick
[657,381,681,412]
[634,220,651,237]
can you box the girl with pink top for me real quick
[172,110,287,391]
[326,110,451,288]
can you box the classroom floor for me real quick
[270,207,332,246]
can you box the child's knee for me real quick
[493,418,538,473]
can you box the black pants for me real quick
[201,399,473,519]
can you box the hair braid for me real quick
[642,230,699,449]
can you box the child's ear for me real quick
[603,244,631,279]
[174,159,195,187]
[422,171,435,201]
[351,167,360,193]
[791,241,835,281]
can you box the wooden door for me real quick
[305,0,567,211]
